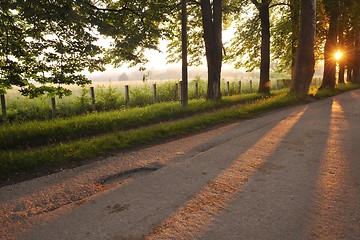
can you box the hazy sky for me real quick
[87,27,236,81]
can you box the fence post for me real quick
[1,94,6,122]
[51,97,56,118]
[90,86,95,111]
[276,79,279,90]
[195,82,199,98]
[152,83,157,103]
[249,80,253,93]
[226,81,230,96]
[238,81,242,94]
[125,85,130,106]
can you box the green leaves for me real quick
[0,0,104,97]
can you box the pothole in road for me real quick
[96,163,165,185]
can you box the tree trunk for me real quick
[353,27,360,83]
[291,0,300,79]
[346,29,355,83]
[181,0,188,106]
[258,3,271,94]
[320,14,338,89]
[290,0,316,94]
[338,14,345,84]
[201,0,222,100]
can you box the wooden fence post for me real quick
[152,83,157,103]
[51,97,56,118]
[226,81,230,96]
[90,86,95,111]
[250,80,253,93]
[1,94,6,122]
[238,81,242,94]
[125,85,130,106]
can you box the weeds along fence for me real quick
[0,78,299,124]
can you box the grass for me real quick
[1,78,286,123]
[0,92,264,151]
[1,82,357,182]
[0,90,298,180]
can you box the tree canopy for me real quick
[1,0,360,99]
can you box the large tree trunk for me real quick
[338,14,345,84]
[320,6,339,89]
[353,27,360,83]
[346,29,355,83]
[201,0,222,100]
[320,19,337,89]
[290,0,316,94]
[258,3,271,94]
[290,0,300,79]
[181,0,188,106]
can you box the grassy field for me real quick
[0,77,344,184]
[2,78,278,123]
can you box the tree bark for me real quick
[290,0,300,79]
[320,1,339,89]
[320,19,337,89]
[258,2,271,94]
[200,0,222,100]
[290,0,316,95]
[338,13,345,84]
[353,27,360,83]
[181,0,188,106]
[346,29,355,83]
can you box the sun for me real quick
[334,50,343,61]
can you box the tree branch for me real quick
[269,2,291,9]
[250,0,261,9]
[76,0,141,18]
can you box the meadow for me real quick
[2,77,284,123]
[0,76,335,183]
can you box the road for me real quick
[1,90,360,239]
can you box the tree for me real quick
[290,0,316,94]
[181,0,189,106]
[347,1,360,83]
[200,0,222,100]
[0,1,32,95]
[320,0,339,89]
[87,0,174,67]
[250,0,272,94]
[227,1,295,95]
[164,0,225,100]
[0,1,105,98]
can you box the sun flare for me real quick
[334,50,343,61]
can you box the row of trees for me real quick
[1,0,360,103]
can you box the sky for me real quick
[86,27,238,82]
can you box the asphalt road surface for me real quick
[1,90,360,239]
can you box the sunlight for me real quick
[146,108,306,239]
[334,50,343,61]
[306,100,350,238]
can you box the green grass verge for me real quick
[0,92,299,180]
[0,92,265,151]
[1,84,359,181]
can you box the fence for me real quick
[0,78,306,123]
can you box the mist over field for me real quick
[87,63,324,83]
